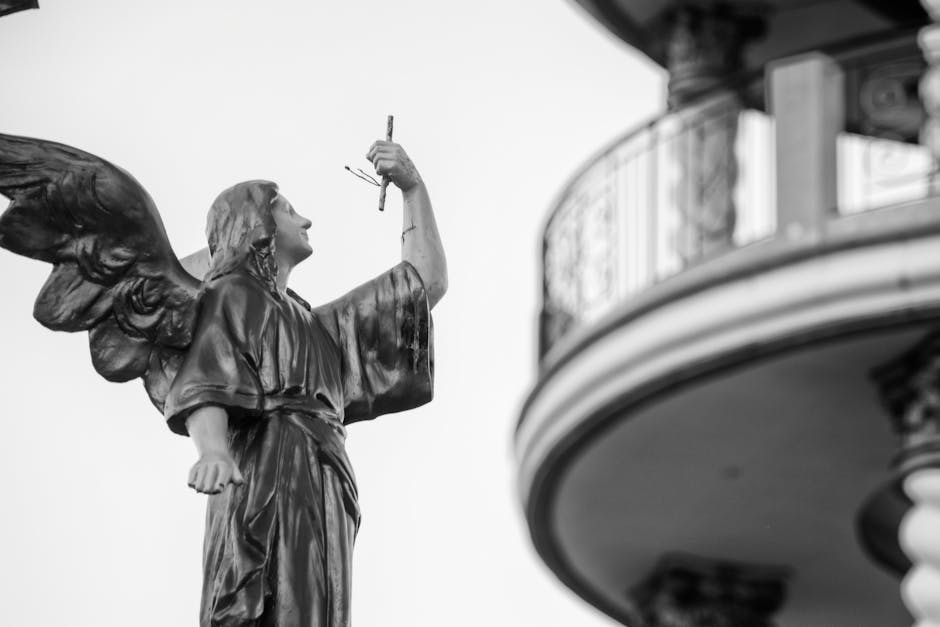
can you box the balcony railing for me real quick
[838,37,932,215]
[540,92,775,358]
[540,42,936,360]
[838,134,934,215]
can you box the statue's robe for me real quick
[164,261,433,627]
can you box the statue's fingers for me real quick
[375,159,395,175]
[232,465,245,485]
[193,471,207,493]
[371,146,398,159]
[194,467,210,494]
[187,464,199,488]
[202,465,220,494]
[216,465,231,487]
[366,141,386,161]
[370,142,399,155]
[369,149,394,166]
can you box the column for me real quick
[872,331,940,626]
[769,53,844,238]
[663,7,759,264]
[901,471,940,627]
[672,93,741,263]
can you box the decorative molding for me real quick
[849,59,925,142]
[624,554,788,627]
[872,330,940,472]
[839,34,926,142]
[664,7,761,108]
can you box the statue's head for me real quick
[204,180,312,290]
[270,193,313,267]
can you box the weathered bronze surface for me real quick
[0,132,443,626]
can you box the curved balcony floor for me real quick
[516,200,940,625]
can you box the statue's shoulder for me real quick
[204,269,259,291]
[200,270,271,310]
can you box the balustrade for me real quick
[541,35,939,360]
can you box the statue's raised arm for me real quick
[0,133,201,410]
[367,140,448,308]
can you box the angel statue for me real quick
[0,132,446,627]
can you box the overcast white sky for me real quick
[0,1,662,624]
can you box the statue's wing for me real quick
[0,133,201,412]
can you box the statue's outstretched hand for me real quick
[367,141,422,192]
[188,452,245,495]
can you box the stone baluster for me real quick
[901,470,940,626]
[872,331,940,626]
[920,0,940,192]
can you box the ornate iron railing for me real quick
[540,92,775,358]
[539,35,938,361]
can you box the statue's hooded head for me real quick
[204,180,280,292]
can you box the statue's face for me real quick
[271,194,313,265]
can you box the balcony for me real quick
[539,85,775,359]
[517,35,940,626]
[540,39,934,361]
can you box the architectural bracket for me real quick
[624,554,789,627]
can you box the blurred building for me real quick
[515,1,940,625]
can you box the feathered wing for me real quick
[0,133,201,412]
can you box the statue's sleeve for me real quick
[163,275,264,435]
[314,261,433,424]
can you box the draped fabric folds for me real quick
[164,261,432,627]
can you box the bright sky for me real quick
[0,1,662,624]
